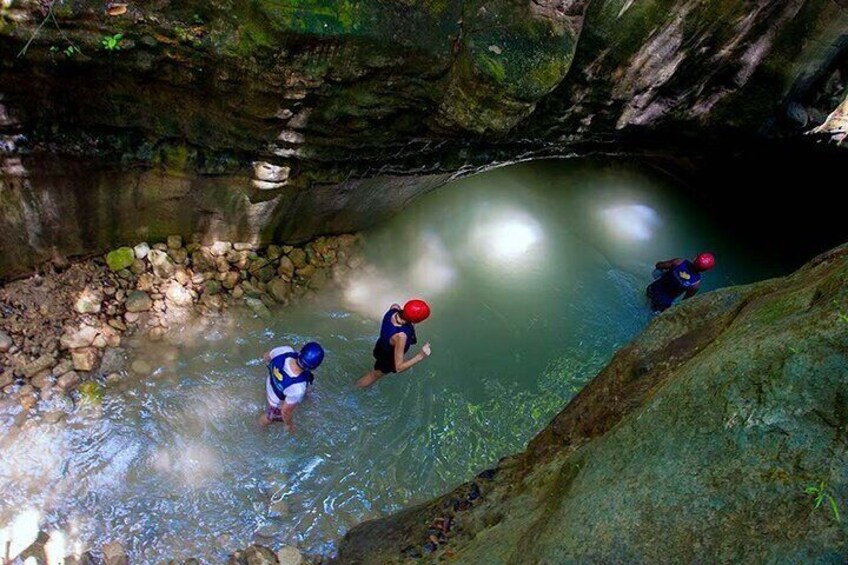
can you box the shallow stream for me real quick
[0,160,783,562]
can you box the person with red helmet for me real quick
[646,252,715,312]
[356,299,432,388]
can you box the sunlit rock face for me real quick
[337,244,848,563]
[0,0,847,276]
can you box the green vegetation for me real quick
[101,33,123,51]
[805,481,842,523]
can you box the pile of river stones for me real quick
[0,233,362,415]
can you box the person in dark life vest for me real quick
[355,299,432,388]
[646,252,716,312]
[260,341,325,431]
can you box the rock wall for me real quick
[1,0,847,275]
[336,243,848,563]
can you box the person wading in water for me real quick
[646,252,715,312]
[356,299,432,388]
[260,342,325,431]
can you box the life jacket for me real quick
[267,352,314,400]
[375,307,417,356]
[651,259,702,301]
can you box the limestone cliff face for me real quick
[335,243,848,563]
[1,0,847,275]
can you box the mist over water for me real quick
[0,160,782,562]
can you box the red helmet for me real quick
[694,252,715,272]
[402,299,431,324]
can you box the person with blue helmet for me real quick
[259,341,324,430]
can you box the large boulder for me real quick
[337,244,848,563]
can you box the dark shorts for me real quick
[646,283,674,312]
[373,345,396,374]
[265,403,284,422]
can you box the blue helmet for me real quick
[298,342,325,370]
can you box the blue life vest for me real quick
[375,308,416,356]
[650,259,701,302]
[267,352,314,400]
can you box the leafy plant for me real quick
[101,33,123,51]
[805,481,842,523]
[64,45,79,57]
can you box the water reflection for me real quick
[471,208,544,263]
[599,204,660,242]
[343,231,455,319]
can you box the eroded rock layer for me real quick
[1,0,847,275]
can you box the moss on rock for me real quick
[105,247,135,272]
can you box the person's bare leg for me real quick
[356,370,385,388]
[259,412,272,426]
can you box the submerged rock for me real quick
[56,371,80,390]
[245,298,272,319]
[100,347,128,374]
[78,381,104,403]
[102,540,128,565]
[131,360,152,375]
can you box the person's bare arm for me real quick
[683,281,701,299]
[390,303,401,311]
[655,258,683,270]
[392,334,431,373]
[281,403,297,432]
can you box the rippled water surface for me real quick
[0,160,783,562]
